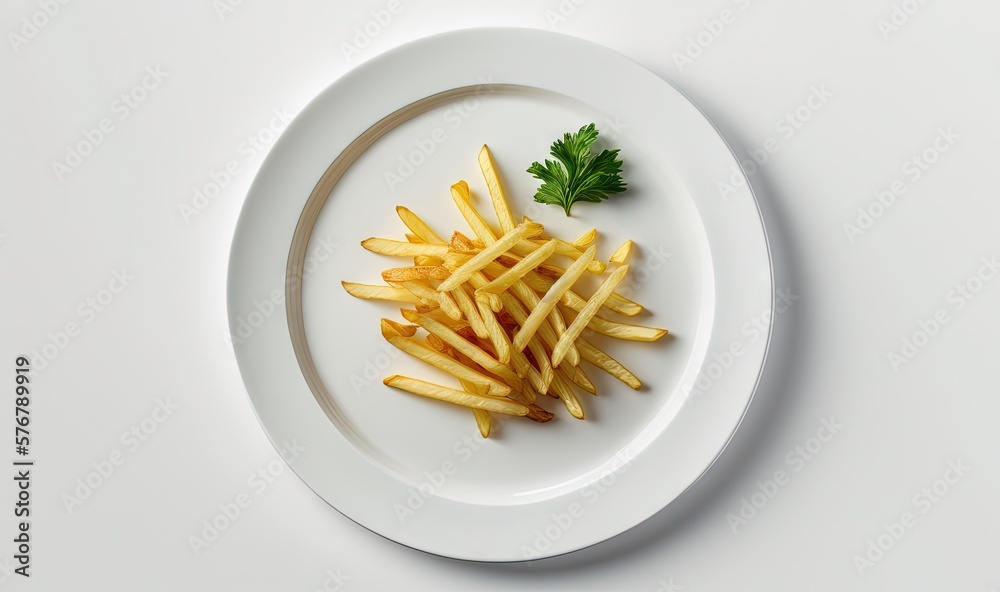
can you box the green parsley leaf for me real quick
[526,123,627,216]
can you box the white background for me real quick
[1,0,999,590]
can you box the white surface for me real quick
[1,0,998,589]
[228,28,770,560]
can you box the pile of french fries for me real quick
[342,146,668,437]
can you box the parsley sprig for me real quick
[526,123,627,216]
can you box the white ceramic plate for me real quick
[228,28,772,562]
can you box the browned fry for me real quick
[449,231,478,252]
[382,266,451,282]
[379,319,418,338]
[525,404,554,423]
[413,255,444,267]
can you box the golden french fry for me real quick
[512,246,596,352]
[466,272,503,312]
[437,222,539,292]
[550,369,584,419]
[382,266,451,282]
[401,309,522,387]
[451,285,489,339]
[383,375,529,416]
[478,145,516,234]
[477,239,557,294]
[399,281,462,321]
[507,347,542,403]
[361,238,450,258]
[569,363,596,395]
[546,276,642,317]
[577,338,641,389]
[609,240,633,264]
[604,293,644,316]
[425,333,449,354]
[451,181,499,245]
[472,409,492,437]
[413,255,444,267]
[572,228,597,247]
[414,302,440,313]
[551,264,630,367]
[476,297,511,364]
[342,282,423,304]
[524,333,554,394]
[511,278,577,364]
[509,239,605,274]
[381,322,511,397]
[493,284,580,366]
[449,230,479,253]
[560,304,668,341]
[397,206,446,244]
[379,318,418,338]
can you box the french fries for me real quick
[609,240,633,264]
[512,246,595,352]
[383,375,529,416]
[551,264,629,367]
[343,145,669,436]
